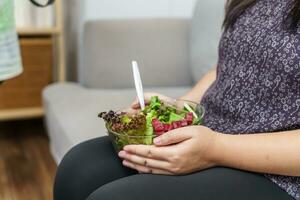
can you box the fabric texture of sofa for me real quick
[43,0,225,163]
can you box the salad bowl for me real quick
[100,97,205,152]
[106,126,157,153]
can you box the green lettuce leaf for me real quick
[121,115,131,124]
[168,112,184,123]
[141,110,157,145]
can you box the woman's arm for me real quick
[124,67,300,177]
[181,68,217,102]
[212,130,300,176]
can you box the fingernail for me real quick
[154,137,161,145]
[123,160,129,166]
[118,151,126,157]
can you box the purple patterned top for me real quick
[201,0,300,199]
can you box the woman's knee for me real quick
[54,137,113,200]
[54,136,136,200]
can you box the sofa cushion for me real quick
[43,83,190,163]
[189,0,225,82]
[81,19,193,89]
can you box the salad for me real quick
[99,96,204,151]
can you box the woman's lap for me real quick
[87,167,293,200]
[54,136,293,200]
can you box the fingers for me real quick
[153,129,192,146]
[131,98,141,109]
[130,93,174,109]
[120,145,174,175]
[122,107,139,115]
[122,160,173,175]
[131,93,154,109]
[131,97,149,109]
[131,93,153,109]
[119,150,171,170]
[123,145,172,161]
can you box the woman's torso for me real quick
[201,0,300,199]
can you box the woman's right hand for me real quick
[131,92,175,110]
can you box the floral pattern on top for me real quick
[201,0,300,199]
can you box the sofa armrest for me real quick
[80,19,192,89]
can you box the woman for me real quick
[54,0,300,199]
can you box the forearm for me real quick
[211,130,300,176]
[181,68,216,103]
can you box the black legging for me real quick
[54,136,293,200]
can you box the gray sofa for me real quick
[43,0,225,163]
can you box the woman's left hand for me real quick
[118,126,219,175]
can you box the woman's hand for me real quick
[118,126,219,175]
[131,92,174,110]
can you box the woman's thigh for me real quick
[54,136,137,200]
[87,167,293,200]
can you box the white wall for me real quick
[82,0,197,20]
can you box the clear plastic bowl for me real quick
[106,99,205,152]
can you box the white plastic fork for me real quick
[132,61,145,110]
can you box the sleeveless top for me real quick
[201,0,300,199]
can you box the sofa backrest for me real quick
[189,0,225,82]
[80,19,193,89]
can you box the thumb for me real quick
[131,97,141,109]
[131,101,140,109]
[153,129,192,146]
